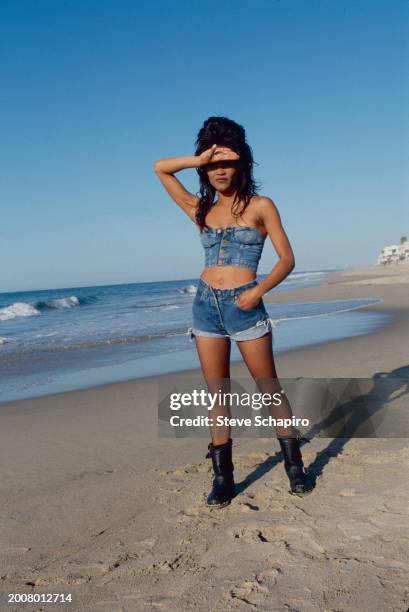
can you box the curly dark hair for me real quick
[194,116,259,231]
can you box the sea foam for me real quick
[0,295,82,320]
[0,302,40,321]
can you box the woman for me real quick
[154,116,313,508]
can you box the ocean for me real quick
[0,269,387,403]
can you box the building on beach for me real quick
[377,236,409,265]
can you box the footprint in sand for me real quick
[229,579,270,606]
[229,524,288,544]
[229,523,326,560]
[255,567,281,584]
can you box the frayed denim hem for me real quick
[231,317,276,342]
[186,318,277,343]
[186,327,229,342]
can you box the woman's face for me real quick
[205,147,240,192]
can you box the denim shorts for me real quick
[187,277,276,343]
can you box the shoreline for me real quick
[0,263,402,406]
[1,262,408,609]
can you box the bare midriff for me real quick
[200,266,257,289]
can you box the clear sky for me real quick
[1,0,408,293]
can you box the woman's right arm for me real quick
[154,145,236,221]
[153,155,203,221]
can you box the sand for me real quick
[0,262,408,611]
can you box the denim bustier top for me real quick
[200,226,266,271]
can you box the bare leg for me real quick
[234,331,313,495]
[236,331,314,494]
[194,335,235,507]
[236,331,300,439]
[194,335,232,445]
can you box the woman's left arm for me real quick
[254,196,295,298]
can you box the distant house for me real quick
[377,238,409,265]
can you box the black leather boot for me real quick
[278,436,314,496]
[205,438,235,508]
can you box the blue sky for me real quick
[1,0,408,292]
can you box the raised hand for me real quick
[197,145,240,167]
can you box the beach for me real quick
[1,262,408,611]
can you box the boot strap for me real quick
[279,435,310,444]
[205,438,233,459]
[205,443,213,459]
